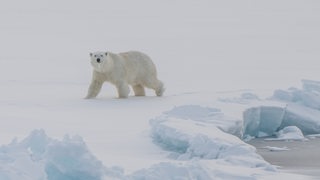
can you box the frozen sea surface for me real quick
[1,0,320,179]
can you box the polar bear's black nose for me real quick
[97,58,101,63]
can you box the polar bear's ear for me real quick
[90,53,93,57]
[105,52,108,56]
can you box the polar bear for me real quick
[85,51,165,99]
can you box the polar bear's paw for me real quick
[156,83,165,97]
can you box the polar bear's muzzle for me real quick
[96,58,101,63]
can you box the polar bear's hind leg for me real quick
[155,80,165,96]
[133,84,146,96]
[116,82,130,98]
[144,79,164,97]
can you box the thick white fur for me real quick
[85,51,164,99]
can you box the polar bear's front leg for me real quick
[85,79,104,99]
[116,82,130,98]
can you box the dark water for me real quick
[248,137,320,178]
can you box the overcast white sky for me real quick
[1,0,319,91]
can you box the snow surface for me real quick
[1,0,320,179]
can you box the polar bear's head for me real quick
[89,52,110,73]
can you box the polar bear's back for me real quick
[118,51,158,83]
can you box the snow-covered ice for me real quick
[265,126,306,141]
[243,80,320,140]
[0,130,115,180]
[130,160,280,180]
[1,103,315,179]
[243,103,320,138]
[272,80,320,110]
[306,134,320,139]
[151,106,258,161]
[275,126,305,141]
[163,105,243,137]
[243,105,286,138]
[263,146,290,152]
